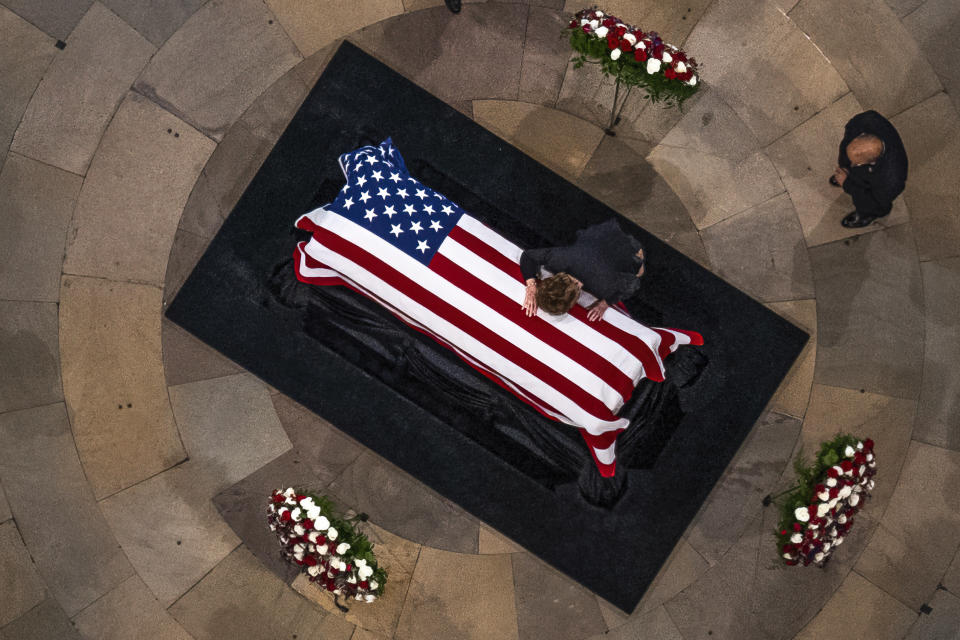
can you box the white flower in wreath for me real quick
[285,497,296,506]
[817,489,830,501]
[317,544,328,555]
[826,477,837,488]
[814,552,824,562]
[365,594,377,603]
[347,576,357,584]
[782,552,794,559]
[867,479,875,490]
[299,496,316,510]
[610,48,622,61]
[359,564,374,580]
[646,58,662,74]
[868,461,876,468]
[333,588,342,596]
[580,18,589,26]
[293,552,304,561]
[817,503,830,517]
[291,507,302,520]
[327,527,338,541]
[687,75,698,86]
[623,33,637,45]
[794,506,810,522]
[336,542,351,555]
[355,559,367,568]
[355,594,364,601]
[293,543,305,554]
[267,504,275,514]
[844,445,856,457]
[835,536,844,546]
[849,493,860,506]
[676,61,687,73]
[866,453,873,461]
[822,542,832,552]
[790,533,803,544]
[595,26,608,38]
[307,565,320,577]
[314,516,330,531]
[589,19,599,29]
[853,484,863,493]
[595,11,604,17]
[857,441,864,451]
[278,507,289,518]
[369,579,379,590]
[306,507,322,520]
[294,524,305,536]
[838,485,852,499]
[284,488,296,498]
[269,524,277,532]
[828,497,839,511]
[662,51,673,63]
[636,41,646,50]
[837,513,847,524]
[859,465,867,476]
[307,531,319,543]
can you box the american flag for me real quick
[293,139,702,476]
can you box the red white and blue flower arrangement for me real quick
[774,435,876,566]
[268,488,387,602]
[566,7,701,131]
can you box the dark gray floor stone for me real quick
[0,0,91,40]
[0,301,62,414]
[100,0,205,47]
[0,599,82,640]
[513,552,608,640]
[518,7,570,105]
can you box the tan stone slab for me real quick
[905,587,960,639]
[0,9,55,155]
[766,299,817,418]
[395,546,518,640]
[161,317,241,386]
[789,0,942,117]
[659,89,761,163]
[0,301,62,415]
[350,629,390,640]
[765,92,911,247]
[519,7,572,106]
[797,384,915,517]
[168,373,291,494]
[294,522,421,638]
[0,598,82,640]
[903,0,960,116]
[794,571,916,639]
[473,100,604,179]
[0,403,134,616]
[942,546,960,599]
[512,552,607,640]
[0,479,10,523]
[0,520,46,627]
[169,545,356,640]
[162,228,210,306]
[683,0,848,145]
[0,153,83,302]
[293,40,340,89]
[267,0,403,58]
[71,575,192,640]
[98,465,241,608]
[634,540,709,614]
[478,525,523,554]
[856,441,960,610]
[647,145,784,230]
[588,605,684,640]
[59,276,185,499]
[0,1,90,41]
[62,92,214,285]
[891,92,960,261]
[134,0,302,140]
[99,0,206,48]
[10,4,154,175]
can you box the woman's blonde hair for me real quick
[536,273,581,315]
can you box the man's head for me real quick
[847,133,884,166]
[536,273,582,315]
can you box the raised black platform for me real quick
[166,41,807,612]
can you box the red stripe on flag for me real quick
[652,328,676,360]
[578,428,622,477]
[311,227,620,423]
[430,252,636,401]
[447,226,525,282]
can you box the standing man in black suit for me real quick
[444,0,461,13]
[830,110,908,228]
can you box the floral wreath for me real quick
[774,435,876,566]
[268,488,387,602]
[566,7,701,115]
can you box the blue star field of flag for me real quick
[328,139,467,266]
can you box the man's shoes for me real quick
[444,0,461,12]
[828,175,840,187]
[841,210,883,228]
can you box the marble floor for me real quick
[1,1,959,638]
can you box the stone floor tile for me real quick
[478,525,523,554]
[237,66,309,146]
[168,373,291,494]
[292,40,339,89]
[905,587,960,640]
[797,384,916,517]
[271,394,366,487]
[473,100,604,179]
[789,0,942,117]
[100,0,205,47]
[915,257,960,451]
[161,318,241,387]
[329,452,479,553]
[885,0,925,16]
[0,599,81,640]
[794,571,916,639]
[351,630,389,640]
[0,301,62,414]
[71,575,193,640]
[903,0,960,116]
[764,91,910,248]
[512,552,607,640]
[0,154,82,302]
[99,465,242,607]
[294,521,421,638]
[395,546,518,640]
[890,92,960,261]
[586,605,684,640]
[162,228,210,305]
[855,441,960,610]
[0,480,10,523]
[0,9,55,155]
[402,0,445,10]
[767,299,817,418]
[555,59,621,133]
[0,404,134,616]
[0,521,46,627]
[596,597,629,630]
[634,540,710,613]
[10,4,154,175]
[62,92,215,286]
[809,225,924,399]
[169,545,355,640]
[686,412,802,565]
[659,88,761,163]
[773,0,801,10]
[701,193,815,302]
[350,4,527,104]
[943,545,960,596]
[683,0,848,145]
[134,0,302,140]
[59,276,185,499]
[0,0,91,41]
[176,172,225,241]
[518,7,571,105]
[648,145,784,230]
[267,0,403,58]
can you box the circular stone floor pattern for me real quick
[1,1,959,639]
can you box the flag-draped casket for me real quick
[293,139,703,477]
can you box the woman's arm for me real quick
[522,278,538,317]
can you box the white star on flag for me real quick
[343,197,354,209]
[396,188,408,198]
[410,221,423,234]
[389,172,401,183]
[383,205,397,218]
[390,223,403,237]
[416,240,429,253]
[359,191,371,203]
[377,187,390,199]
[441,205,454,215]
[356,175,367,187]
[429,220,443,231]
[365,155,378,165]
[371,170,383,181]
[403,204,417,215]
[415,189,428,200]
[364,209,377,222]
[423,204,435,215]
